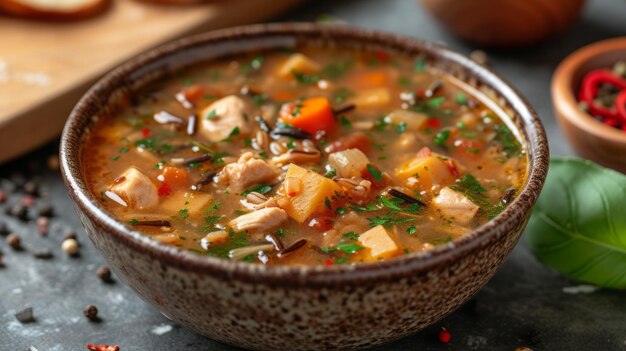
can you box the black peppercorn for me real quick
[6,233,21,250]
[96,266,113,283]
[23,181,39,196]
[38,204,54,218]
[84,304,98,320]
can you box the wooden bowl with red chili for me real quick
[553,37,626,173]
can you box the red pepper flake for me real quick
[426,118,441,128]
[415,88,426,97]
[157,182,172,197]
[374,50,391,63]
[86,344,119,351]
[324,259,334,266]
[141,128,151,137]
[308,216,334,231]
[446,160,460,179]
[438,327,452,343]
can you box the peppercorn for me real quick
[33,249,53,260]
[38,204,54,218]
[0,222,9,236]
[23,181,39,197]
[62,238,79,256]
[14,307,34,323]
[47,155,60,171]
[84,304,98,320]
[6,233,21,250]
[96,266,113,283]
[7,204,29,221]
[36,217,49,236]
[438,327,452,343]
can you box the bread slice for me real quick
[0,0,111,21]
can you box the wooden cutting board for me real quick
[0,0,302,164]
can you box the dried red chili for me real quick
[578,69,626,124]
[86,344,119,351]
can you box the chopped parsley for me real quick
[342,232,359,240]
[407,225,417,235]
[494,124,522,157]
[206,109,217,120]
[434,130,450,147]
[366,164,383,182]
[395,121,407,133]
[292,70,320,85]
[241,184,272,197]
[414,56,426,73]
[455,93,468,105]
[339,115,352,129]
[178,209,189,219]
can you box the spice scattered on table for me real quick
[33,248,53,260]
[6,233,22,250]
[96,266,113,283]
[438,326,452,343]
[7,204,29,221]
[14,307,35,323]
[21,195,36,207]
[36,217,49,236]
[38,204,54,218]
[578,61,626,131]
[86,344,119,351]
[0,191,6,203]
[470,50,488,65]
[0,221,9,236]
[84,304,99,320]
[47,154,60,171]
[62,238,79,256]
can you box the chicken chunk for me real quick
[229,208,288,233]
[110,167,158,209]
[199,95,253,142]
[218,152,280,193]
[432,187,479,224]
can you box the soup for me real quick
[84,46,527,266]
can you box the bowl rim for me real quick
[552,36,626,145]
[60,22,549,287]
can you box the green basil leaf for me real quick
[526,158,626,288]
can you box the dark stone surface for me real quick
[2,0,626,350]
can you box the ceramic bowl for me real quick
[60,23,548,350]
[552,37,626,173]
[420,0,586,47]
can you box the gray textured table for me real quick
[2,1,626,350]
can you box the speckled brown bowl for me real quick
[552,37,626,173]
[60,23,548,350]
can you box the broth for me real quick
[84,46,527,266]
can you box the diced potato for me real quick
[432,187,479,224]
[386,109,428,132]
[199,95,253,142]
[277,53,321,78]
[110,167,158,209]
[160,191,213,217]
[359,225,400,260]
[348,88,391,108]
[395,155,456,190]
[277,164,343,223]
[328,148,370,178]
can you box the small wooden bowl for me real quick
[552,37,626,173]
[421,0,587,47]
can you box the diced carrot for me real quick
[162,167,189,189]
[356,71,388,88]
[272,91,298,101]
[279,97,336,134]
[180,85,204,105]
